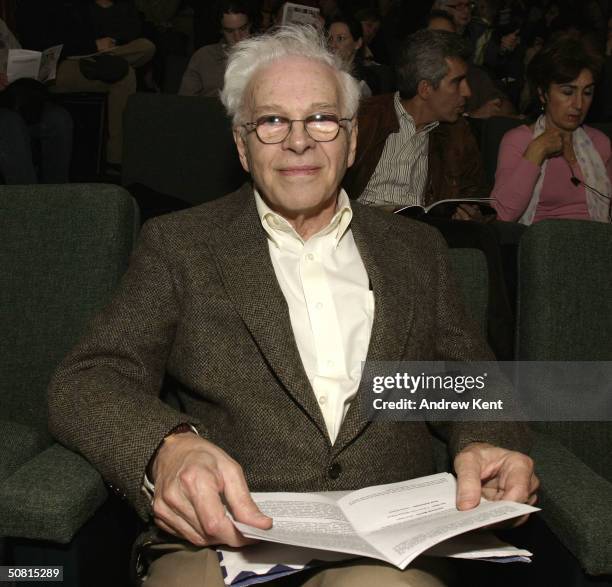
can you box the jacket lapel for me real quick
[333,206,416,454]
[210,187,330,442]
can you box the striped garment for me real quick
[358,92,438,208]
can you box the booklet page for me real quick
[233,492,384,560]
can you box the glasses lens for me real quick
[255,116,290,143]
[253,114,342,143]
[305,114,340,141]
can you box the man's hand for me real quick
[452,203,487,222]
[0,73,9,92]
[468,97,503,120]
[454,442,539,526]
[96,37,117,51]
[151,432,272,547]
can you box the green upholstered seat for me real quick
[447,248,488,334]
[517,219,612,576]
[122,93,248,205]
[0,184,138,543]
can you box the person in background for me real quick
[178,0,252,98]
[427,10,517,118]
[343,28,517,359]
[17,0,155,170]
[0,18,72,184]
[327,14,381,97]
[493,35,611,224]
[354,6,383,64]
[433,0,474,36]
[343,29,487,210]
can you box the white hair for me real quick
[220,25,361,126]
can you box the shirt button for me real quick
[328,462,342,480]
[306,253,315,261]
[327,360,334,368]
[315,302,323,310]
[319,395,327,405]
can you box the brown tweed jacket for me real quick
[48,184,528,521]
[342,93,490,205]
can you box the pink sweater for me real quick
[492,125,612,223]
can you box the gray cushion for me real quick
[531,431,612,576]
[447,248,488,333]
[0,420,49,481]
[0,184,138,544]
[0,444,107,543]
[0,184,139,433]
[518,220,612,575]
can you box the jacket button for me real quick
[328,462,342,480]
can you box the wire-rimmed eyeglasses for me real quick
[243,113,353,144]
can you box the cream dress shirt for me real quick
[255,189,374,444]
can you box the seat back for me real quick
[431,247,488,473]
[122,93,248,205]
[479,115,524,186]
[590,121,612,142]
[0,184,139,437]
[447,248,489,334]
[517,219,612,482]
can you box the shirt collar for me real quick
[393,91,439,135]
[255,188,353,249]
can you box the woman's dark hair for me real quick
[327,14,364,43]
[527,34,604,97]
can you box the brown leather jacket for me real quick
[343,93,490,205]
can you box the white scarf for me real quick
[519,115,611,225]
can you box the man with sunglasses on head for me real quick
[179,0,252,98]
[49,25,536,586]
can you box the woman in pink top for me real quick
[492,35,612,224]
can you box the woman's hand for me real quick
[523,128,565,166]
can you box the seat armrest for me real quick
[0,443,108,543]
[531,431,612,576]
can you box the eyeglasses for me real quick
[243,114,352,144]
[446,2,474,10]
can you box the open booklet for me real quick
[218,532,532,587]
[280,3,321,27]
[232,473,538,572]
[7,45,63,84]
[394,197,495,219]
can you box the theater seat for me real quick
[0,184,140,585]
[517,219,612,577]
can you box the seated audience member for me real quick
[433,0,473,37]
[0,18,72,184]
[354,6,389,66]
[48,25,536,584]
[343,29,487,211]
[493,36,611,224]
[327,15,391,97]
[427,10,517,119]
[17,0,155,169]
[343,29,516,359]
[435,0,524,107]
[178,0,252,98]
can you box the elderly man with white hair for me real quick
[48,25,536,586]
